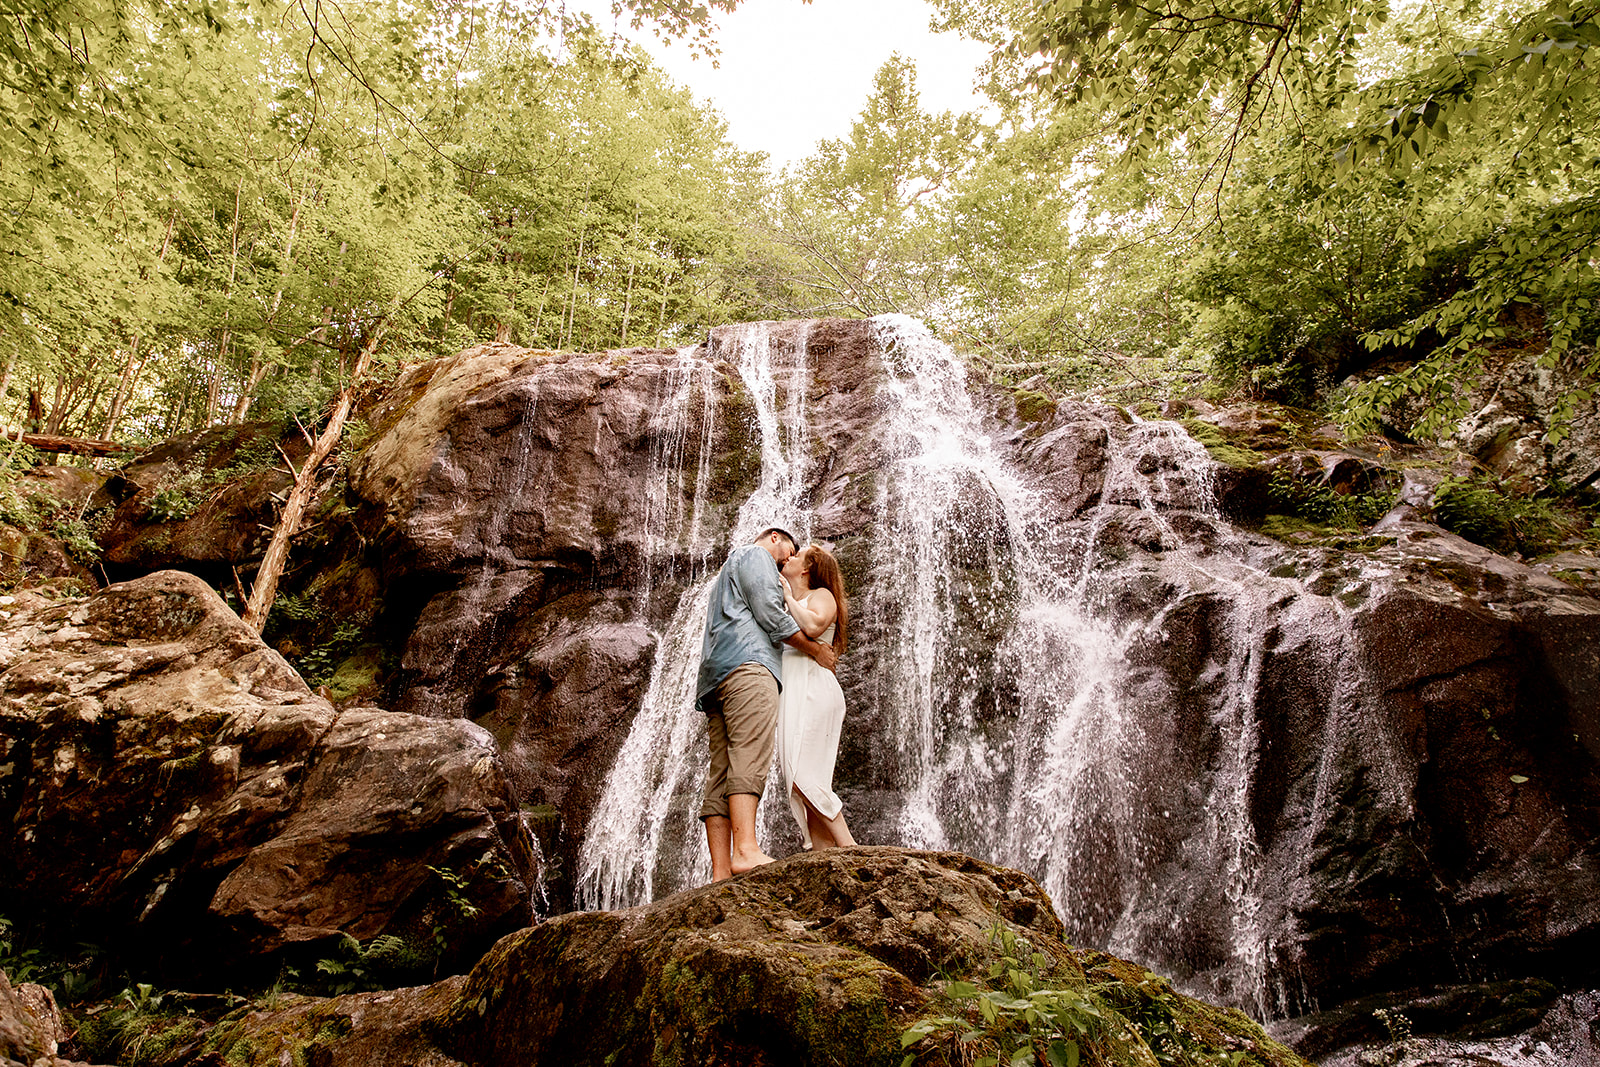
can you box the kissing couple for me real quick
[694,526,857,880]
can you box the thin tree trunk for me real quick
[205,341,225,425]
[564,226,585,351]
[309,240,346,385]
[210,177,246,427]
[233,181,311,423]
[46,355,98,438]
[619,202,639,346]
[655,272,673,345]
[104,337,143,439]
[563,175,593,351]
[439,279,457,340]
[531,274,552,343]
[105,205,179,438]
[242,326,383,633]
[621,261,637,346]
[0,351,14,420]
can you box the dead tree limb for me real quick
[241,327,383,633]
[1,430,136,458]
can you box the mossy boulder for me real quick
[0,571,539,988]
[157,849,1310,1067]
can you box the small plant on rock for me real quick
[299,933,429,995]
[1430,475,1587,556]
[1266,467,1394,532]
[900,926,1249,1067]
[146,461,210,523]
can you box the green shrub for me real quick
[900,926,1247,1067]
[1265,467,1395,531]
[1430,476,1586,556]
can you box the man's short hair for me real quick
[756,527,799,553]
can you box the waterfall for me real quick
[572,315,1283,1014]
[638,347,721,599]
[863,316,1277,1015]
[577,322,815,909]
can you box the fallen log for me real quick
[1,430,137,458]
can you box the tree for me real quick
[931,0,1600,434]
[778,55,983,318]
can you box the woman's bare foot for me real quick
[730,847,775,874]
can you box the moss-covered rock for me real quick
[140,848,1312,1067]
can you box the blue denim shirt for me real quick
[695,543,800,709]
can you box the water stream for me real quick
[576,322,815,909]
[573,316,1303,1014]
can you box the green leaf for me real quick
[1047,1040,1081,1067]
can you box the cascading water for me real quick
[638,347,722,598]
[576,321,815,910]
[572,315,1286,1015]
[862,315,1278,1015]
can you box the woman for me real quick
[776,544,857,850]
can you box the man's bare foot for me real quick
[729,849,775,874]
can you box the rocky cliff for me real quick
[0,571,538,988]
[2,317,1596,1062]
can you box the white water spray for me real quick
[576,322,815,909]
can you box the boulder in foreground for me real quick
[0,571,539,986]
[168,848,1307,1067]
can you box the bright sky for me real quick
[578,0,994,170]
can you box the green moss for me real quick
[1181,419,1264,469]
[73,1006,207,1067]
[325,645,383,703]
[1013,389,1056,424]
[199,999,356,1067]
[707,378,761,507]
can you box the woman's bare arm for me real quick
[783,584,837,640]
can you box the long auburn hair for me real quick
[803,545,849,655]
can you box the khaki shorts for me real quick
[699,662,779,821]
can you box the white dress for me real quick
[777,607,846,848]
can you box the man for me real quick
[696,527,839,881]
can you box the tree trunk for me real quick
[232,181,310,424]
[1,429,134,458]
[0,350,14,417]
[105,206,179,438]
[103,337,144,439]
[242,327,383,632]
[531,274,552,343]
[440,279,457,340]
[620,202,640,346]
[655,272,673,345]
[209,178,246,428]
[621,260,637,346]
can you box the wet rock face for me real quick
[332,320,1598,1015]
[1002,398,1600,1009]
[62,319,1599,1025]
[344,323,897,890]
[0,571,538,986]
[170,849,1307,1067]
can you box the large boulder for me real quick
[161,848,1307,1067]
[340,322,894,888]
[0,571,538,986]
[94,423,311,584]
